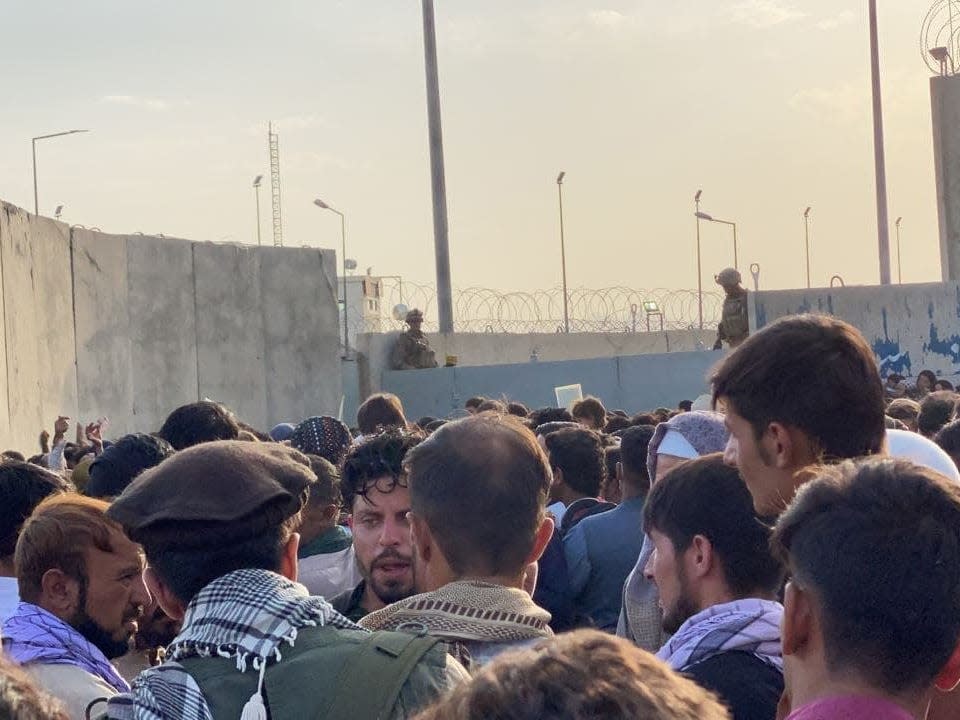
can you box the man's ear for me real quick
[39,568,81,617]
[688,535,715,581]
[782,581,813,657]
[144,566,187,622]
[280,533,300,583]
[410,513,433,565]
[765,422,795,470]
[934,640,960,692]
[526,516,555,565]
[552,468,565,490]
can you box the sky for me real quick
[0,0,947,296]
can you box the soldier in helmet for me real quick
[390,309,438,370]
[713,268,749,350]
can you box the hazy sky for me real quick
[0,1,945,295]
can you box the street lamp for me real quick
[556,171,570,333]
[868,0,892,284]
[695,211,738,270]
[313,198,349,356]
[253,175,263,246]
[54,205,63,221]
[804,207,812,288]
[32,129,89,216]
[694,190,703,330]
[895,216,903,284]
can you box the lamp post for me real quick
[695,190,703,330]
[314,198,349,355]
[868,0,892,284]
[695,211,739,270]
[804,207,812,288]
[253,175,263,246]
[895,216,903,284]
[556,171,570,333]
[32,129,89,216]
[54,205,63,221]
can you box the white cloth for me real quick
[297,545,363,599]
[656,430,699,460]
[0,576,20,625]
[886,429,960,483]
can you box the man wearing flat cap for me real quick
[390,309,438,371]
[713,267,750,350]
[102,441,467,720]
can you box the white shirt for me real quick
[0,575,20,625]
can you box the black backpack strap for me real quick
[323,630,442,720]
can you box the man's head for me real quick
[340,429,422,606]
[678,400,693,413]
[918,391,959,438]
[107,441,314,620]
[157,400,240,450]
[411,630,732,720]
[886,398,921,433]
[772,459,960,701]
[290,416,353,467]
[544,427,605,504]
[643,455,783,634]
[464,397,486,415]
[507,402,530,419]
[935,420,960,470]
[356,393,408,436]
[528,407,573,428]
[404,414,554,592]
[405,308,424,331]
[16,495,149,659]
[85,434,174,499]
[571,397,606,431]
[299,456,342,546]
[0,463,71,569]
[715,267,742,296]
[618,425,655,498]
[712,314,885,515]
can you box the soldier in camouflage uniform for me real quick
[713,268,750,350]
[390,309,438,370]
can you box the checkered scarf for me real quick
[105,568,360,720]
[655,598,784,672]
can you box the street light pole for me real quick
[695,211,738,271]
[557,171,570,333]
[804,207,812,288]
[31,129,89,216]
[695,190,703,330]
[253,175,263,246]
[314,199,349,355]
[895,216,903,284]
[869,0,892,284]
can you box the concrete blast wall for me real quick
[932,74,960,282]
[0,200,341,453]
[752,282,960,380]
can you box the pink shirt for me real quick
[787,695,914,720]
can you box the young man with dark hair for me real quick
[360,415,554,668]
[543,427,608,530]
[464,397,486,415]
[918,390,959,438]
[296,456,361,599]
[105,441,466,720]
[772,459,960,720]
[156,400,240,450]
[0,463,70,622]
[562,426,654,632]
[644,455,785,720]
[356,393,408,436]
[711,314,886,515]
[3,495,150,718]
[331,429,423,622]
[887,398,921,433]
[571,397,606,431]
[506,401,529,418]
[935,419,960,470]
[527,407,573,429]
[84,434,174,500]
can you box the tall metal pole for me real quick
[695,191,703,330]
[732,223,738,271]
[557,173,570,333]
[869,0,892,284]
[254,184,262,246]
[340,211,349,355]
[804,210,811,289]
[421,0,453,333]
[895,217,903,284]
[32,139,39,216]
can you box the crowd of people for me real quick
[0,313,959,719]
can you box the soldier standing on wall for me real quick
[713,268,750,350]
[390,309,439,370]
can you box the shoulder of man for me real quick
[28,663,117,720]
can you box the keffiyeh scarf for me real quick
[656,598,784,672]
[2,602,130,693]
[106,568,359,720]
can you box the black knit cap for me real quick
[107,440,315,548]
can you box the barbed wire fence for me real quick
[351,278,724,334]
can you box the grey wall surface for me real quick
[379,350,722,420]
[752,282,960,381]
[0,200,341,452]
[932,74,960,281]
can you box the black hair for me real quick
[618,426,655,495]
[85,434,175,499]
[918,391,959,437]
[544,428,605,498]
[528,408,573,427]
[0,463,71,558]
[340,429,423,509]
[157,401,240,450]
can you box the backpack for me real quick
[177,624,442,720]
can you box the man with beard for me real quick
[331,429,421,622]
[2,495,149,719]
[644,455,785,720]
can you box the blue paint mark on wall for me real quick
[930,302,936,320]
[755,301,767,330]
[956,286,960,319]
[873,307,912,376]
[924,324,960,368]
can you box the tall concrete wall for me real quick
[379,350,723,421]
[752,282,960,381]
[932,74,960,282]
[0,200,342,453]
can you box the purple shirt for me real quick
[787,695,914,720]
